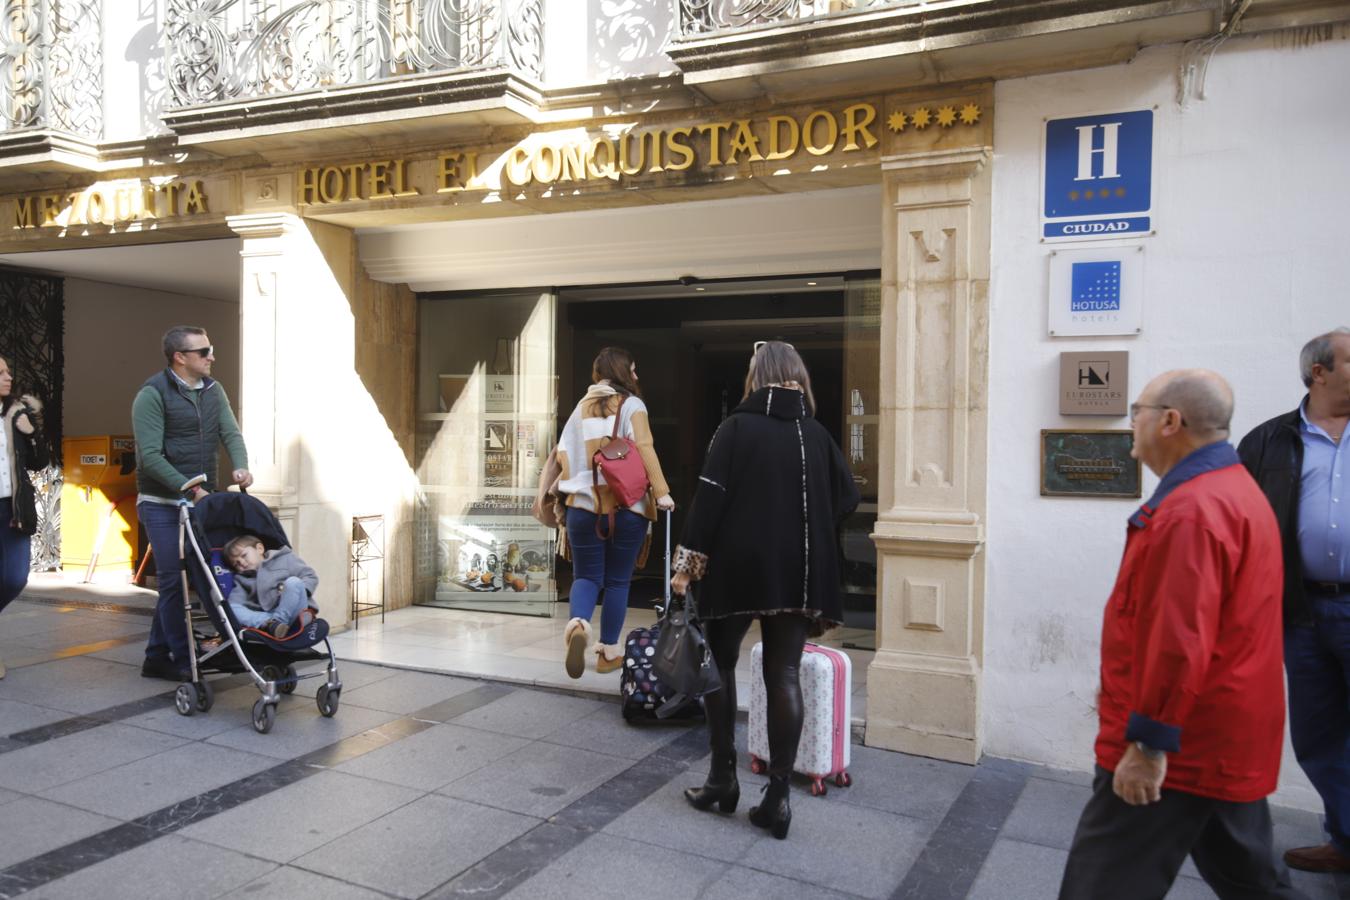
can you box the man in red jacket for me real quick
[1059,369,1304,899]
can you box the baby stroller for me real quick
[170,477,342,734]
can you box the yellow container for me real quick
[60,435,139,576]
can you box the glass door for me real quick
[415,291,557,615]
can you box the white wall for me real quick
[64,278,240,438]
[103,0,168,142]
[985,32,1350,809]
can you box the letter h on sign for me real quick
[1042,110,1153,240]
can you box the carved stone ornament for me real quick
[164,0,544,109]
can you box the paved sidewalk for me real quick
[1,597,1346,900]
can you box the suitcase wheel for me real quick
[749,756,766,775]
[810,779,827,797]
[835,771,852,788]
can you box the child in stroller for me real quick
[170,478,342,735]
[223,534,319,639]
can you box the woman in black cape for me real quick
[670,341,859,839]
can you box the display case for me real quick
[415,292,558,616]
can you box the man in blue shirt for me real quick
[1239,327,1350,874]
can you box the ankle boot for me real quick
[748,774,792,839]
[684,753,740,813]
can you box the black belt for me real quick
[1304,580,1350,596]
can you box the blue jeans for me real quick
[566,507,647,645]
[1285,597,1350,853]
[141,500,191,665]
[230,576,311,630]
[0,499,30,613]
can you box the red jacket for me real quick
[1095,444,1285,802]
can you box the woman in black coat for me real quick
[0,355,47,679]
[670,341,859,839]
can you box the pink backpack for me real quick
[591,396,650,537]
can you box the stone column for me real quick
[866,146,991,764]
[227,212,418,628]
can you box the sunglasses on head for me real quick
[179,345,213,358]
[753,340,795,353]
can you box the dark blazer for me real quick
[1236,404,1309,626]
[3,397,49,535]
[678,386,860,625]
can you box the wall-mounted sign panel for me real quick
[1042,109,1153,241]
[1059,351,1128,416]
[1048,245,1143,336]
[1041,430,1141,498]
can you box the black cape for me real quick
[680,386,860,624]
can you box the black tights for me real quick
[703,613,811,778]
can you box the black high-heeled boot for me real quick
[684,753,740,813]
[748,774,792,839]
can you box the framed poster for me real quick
[1040,429,1141,498]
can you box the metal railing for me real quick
[164,0,544,109]
[0,0,103,137]
[679,0,924,35]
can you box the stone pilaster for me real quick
[228,213,302,520]
[866,147,991,764]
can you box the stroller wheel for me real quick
[316,684,341,718]
[281,665,298,695]
[195,680,215,713]
[251,698,276,734]
[174,683,196,717]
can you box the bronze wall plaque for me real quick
[1041,429,1141,498]
[1059,351,1128,416]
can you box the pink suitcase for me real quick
[748,641,853,796]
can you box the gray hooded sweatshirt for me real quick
[228,546,318,613]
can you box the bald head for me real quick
[1152,369,1234,440]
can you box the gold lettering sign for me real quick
[496,102,876,190]
[298,158,419,205]
[298,101,881,205]
[10,180,213,230]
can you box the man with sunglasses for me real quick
[132,326,251,680]
[1060,370,1300,898]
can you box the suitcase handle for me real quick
[663,507,672,606]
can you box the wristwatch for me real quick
[1134,741,1165,760]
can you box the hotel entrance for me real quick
[414,274,880,638]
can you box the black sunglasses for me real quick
[179,345,213,358]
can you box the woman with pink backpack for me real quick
[554,347,674,678]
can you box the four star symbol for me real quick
[883,103,984,137]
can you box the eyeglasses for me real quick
[1130,403,1189,427]
[179,345,213,358]
[753,340,795,353]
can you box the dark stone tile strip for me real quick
[426,725,711,899]
[0,682,515,899]
[3,675,251,748]
[413,683,515,723]
[889,756,1032,900]
[14,595,156,616]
